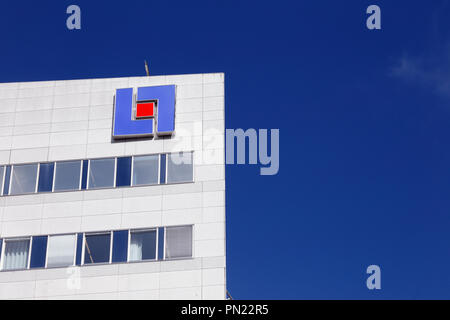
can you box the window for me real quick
[129,230,157,262]
[9,164,38,195]
[2,239,30,270]
[159,154,166,184]
[112,230,128,263]
[0,225,195,271]
[0,153,195,197]
[132,155,159,186]
[38,163,54,193]
[30,236,48,268]
[116,157,131,187]
[54,160,81,191]
[3,166,11,196]
[83,233,111,264]
[165,226,192,259]
[166,152,193,184]
[88,158,115,189]
[0,166,4,195]
[81,160,88,190]
[47,234,76,268]
[75,233,83,265]
[157,227,165,260]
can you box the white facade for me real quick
[0,73,226,299]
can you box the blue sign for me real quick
[113,85,176,138]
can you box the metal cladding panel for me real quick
[158,227,165,260]
[81,160,88,190]
[112,230,128,263]
[38,163,54,193]
[113,87,154,138]
[30,236,48,269]
[137,85,175,135]
[75,233,83,266]
[116,157,132,187]
[3,165,11,196]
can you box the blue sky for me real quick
[1,0,450,299]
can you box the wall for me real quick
[0,73,226,299]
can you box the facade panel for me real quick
[0,73,226,299]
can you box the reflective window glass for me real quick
[132,155,159,186]
[10,164,38,195]
[129,230,157,261]
[88,158,115,189]
[84,233,111,264]
[54,161,81,191]
[167,152,193,184]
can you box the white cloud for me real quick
[391,1,450,98]
[391,46,450,98]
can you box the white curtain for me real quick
[47,234,76,268]
[129,234,144,261]
[3,240,30,270]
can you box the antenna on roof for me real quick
[144,60,150,76]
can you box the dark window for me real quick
[38,163,54,193]
[81,160,88,190]
[158,227,165,260]
[75,233,83,265]
[0,166,4,195]
[129,230,157,261]
[116,157,132,187]
[84,233,111,264]
[30,236,48,268]
[112,230,128,263]
[3,165,10,195]
[159,154,166,184]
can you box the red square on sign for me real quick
[136,102,154,119]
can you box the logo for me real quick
[113,85,176,139]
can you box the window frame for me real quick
[127,228,158,263]
[166,151,195,184]
[0,236,32,271]
[35,164,41,193]
[0,152,195,197]
[130,154,160,187]
[0,165,5,196]
[115,156,132,188]
[163,225,194,261]
[0,225,195,271]
[87,158,117,190]
[9,163,39,196]
[52,160,83,193]
[45,233,77,269]
[81,231,113,265]
[37,162,55,193]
